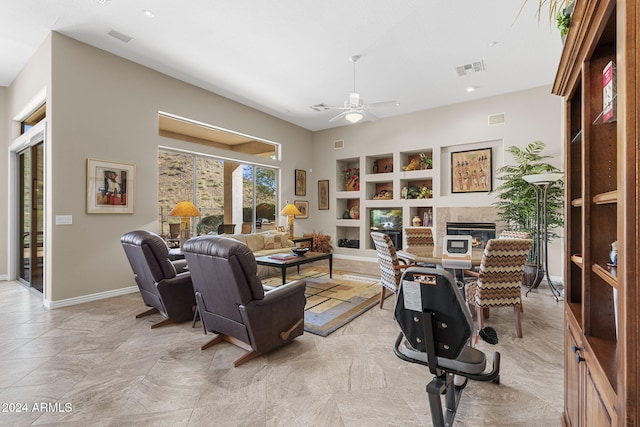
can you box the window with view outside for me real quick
[158,149,278,238]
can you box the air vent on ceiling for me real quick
[456,60,485,77]
[108,29,133,43]
[334,140,344,149]
[310,104,329,112]
[96,0,111,4]
[488,113,505,126]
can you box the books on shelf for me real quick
[602,61,616,122]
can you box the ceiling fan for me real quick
[312,55,399,124]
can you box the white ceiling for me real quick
[0,0,564,131]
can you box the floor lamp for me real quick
[523,173,563,301]
[169,201,201,247]
[280,201,302,240]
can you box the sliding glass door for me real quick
[18,142,44,292]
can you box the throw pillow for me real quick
[264,234,283,249]
[245,234,264,252]
[279,233,293,247]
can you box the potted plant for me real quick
[491,141,564,287]
[519,0,575,38]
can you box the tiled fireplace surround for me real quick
[434,206,507,247]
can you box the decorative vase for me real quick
[342,210,350,219]
[412,215,422,226]
[610,240,618,265]
[523,263,543,289]
[349,206,359,219]
[345,177,357,191]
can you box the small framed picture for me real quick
[295,169,306,196]
[294,200,309,219]
[318,180,329,210]
[86,158,135,214]
[276,226,285,233]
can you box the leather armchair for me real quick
[183,235,306,367]
[121,230,195,328]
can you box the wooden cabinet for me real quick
[553,0,638,425]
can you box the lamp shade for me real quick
[169,201,201,217]
[523,173,564,185]
[280,203,302,216]
[345,111,364,123]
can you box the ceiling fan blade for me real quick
[363,110,379,121]
[364,100,399,109]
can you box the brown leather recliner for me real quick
[183,235,306,367]
[121,230,196,328]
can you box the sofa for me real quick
[222,231,296,277]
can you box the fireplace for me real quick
[446,222,496,249]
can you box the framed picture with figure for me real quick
[86,158,136,214]
[318,180,329,210]
[451,148,492,193]
[295,169,306,196]
[294,200,309,219]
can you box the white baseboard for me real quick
[333,253,378,263]
[44,286,138,309]
[0,275,8,281]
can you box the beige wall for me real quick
[2,35,52,283]
[311,85,565,278]
[3,32,312,303]
[2,31,565,302]
[0,86,7,279]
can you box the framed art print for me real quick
[295,169,306,196]
[294,200,309,219]
[86,158,135,214]
[318,180,329,210]
[451,148,492,193]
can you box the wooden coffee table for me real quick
[255,251,333,284]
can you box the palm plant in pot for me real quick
[492,141,564,288]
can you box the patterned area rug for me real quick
[261,267,383,337]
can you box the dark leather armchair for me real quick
[183,235,306,367]
[121,230,196,328]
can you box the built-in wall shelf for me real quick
[334,150,438,251]
[593,190,617,205]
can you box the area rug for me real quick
[261,267,384,337]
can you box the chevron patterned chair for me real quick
[465,238,533,338]
[403,226,435,259]
[371,231,414,309]
[498,230,531,240]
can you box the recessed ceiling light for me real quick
[95,0,110,4]
[142,9,155,18]
[466,87,476,93]
[488,41,499,47]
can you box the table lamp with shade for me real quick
[280,201,302,240]
[169,201,201,246]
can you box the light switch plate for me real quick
[55,215,73,225]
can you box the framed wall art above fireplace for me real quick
[451,148,492,193]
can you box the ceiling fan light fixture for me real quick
[345,111,363,123]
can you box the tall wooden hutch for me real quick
[552,0,638,425]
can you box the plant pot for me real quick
[523,263,543,289]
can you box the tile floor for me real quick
[0,259,564,426]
